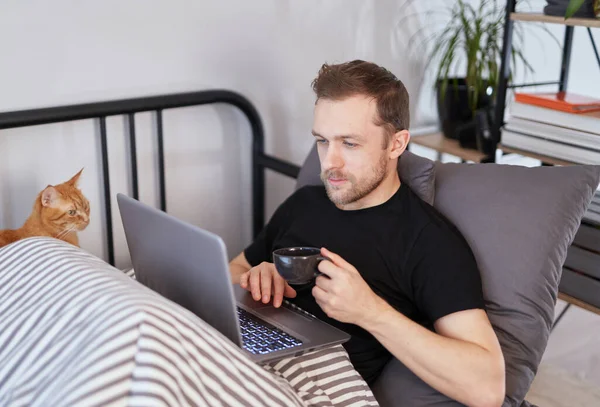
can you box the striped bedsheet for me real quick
[0,238,378,407]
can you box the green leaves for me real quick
[565,0,586,19]
[421,0,543,114]
[429,0,510,112]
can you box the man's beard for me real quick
[320,153,388,206]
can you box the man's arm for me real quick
[363,300,504,407]
[313,248,505,407]
[229,252,252,284]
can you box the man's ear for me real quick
[389,130,410,160]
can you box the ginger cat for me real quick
[0,169,90,249]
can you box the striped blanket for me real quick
[0,238,378,407]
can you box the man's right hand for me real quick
[239,262,297,308]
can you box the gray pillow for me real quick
[372,160,600,407]
[295,144,436,205]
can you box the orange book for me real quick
[515,92,600,114]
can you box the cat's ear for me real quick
[41,186,60,207]
[67,168,84,188]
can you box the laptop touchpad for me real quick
[233,284,273,309]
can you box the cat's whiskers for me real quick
[55,225,76,240]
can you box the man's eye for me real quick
[343,141,357,148]
[68,210,76,216]
[316,139,328,144]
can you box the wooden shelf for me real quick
[559,292,600,316]
[410,132,488,163]
[497,144,577,166]
[511,12,600,28]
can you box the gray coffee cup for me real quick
[273,247,330,285]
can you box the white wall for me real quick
[0,0,431,268]
[1,0,599,270]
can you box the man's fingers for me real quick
[283,282,297,299]
[317,258,341,277]
[249,270,261,301]
[272,276,289,308]
[260,268,272,303]
[242,263,299,306]
[273,272,296,307]
[239,271,249,289]
[315,275,334,292]
[312,284,327,303]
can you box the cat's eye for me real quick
[68,210,76,216]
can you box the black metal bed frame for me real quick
[0,90,301,266]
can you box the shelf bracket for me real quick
[559,26,575,92]
[588,28,600,71]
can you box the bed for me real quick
[1,90,599,407]
[0,90,382,407]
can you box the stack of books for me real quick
[501,92,600,164]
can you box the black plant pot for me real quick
[543,0,597,18]
[436,78,493,150]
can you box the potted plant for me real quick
[428,0,537,150]
[544,0,600,18]
[400,0,552,151]
[565,0,600,18]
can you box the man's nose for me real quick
[322,145,344,170]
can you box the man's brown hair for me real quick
[311,60,410,143]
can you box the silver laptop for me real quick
[117,193,350,363]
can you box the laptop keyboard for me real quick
[236,307,303,355]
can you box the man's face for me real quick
[312,95,391,208]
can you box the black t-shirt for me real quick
[244,184,485,385]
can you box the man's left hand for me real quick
[312,247,384,326]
